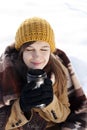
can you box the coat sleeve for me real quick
[5,99,47,130]
[35,92,70,123]
[5,99,32,130]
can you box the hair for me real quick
[44,53,67,96]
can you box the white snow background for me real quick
[0,0,87,95]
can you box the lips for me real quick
[31,62,42,66]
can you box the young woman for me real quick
[0,17,87,130]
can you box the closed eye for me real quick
[41,49,49,51]
[25,48,34,51]
[41,46,50,51]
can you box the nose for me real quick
[33,50,41,58]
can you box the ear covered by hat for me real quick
[15,17,56,52]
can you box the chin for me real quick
[33,66,44,70]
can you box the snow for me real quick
[0,0,87,95]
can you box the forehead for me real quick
[28,41,50,47]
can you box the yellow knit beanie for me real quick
[15,17,56,52]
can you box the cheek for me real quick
[23,52,30,65]
[44,53,50,63]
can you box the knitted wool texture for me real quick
[15,17,56,52]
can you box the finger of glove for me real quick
[23,94,43,104]
[44,78,52,85]
[28,99,49,107]
[22,87,42,98]
[22,90,52,105]
[40,84,53,92]
[22,81,36,93]
[43,97,53,106]
[41,91,53,100]
[22,95,53,108]
[35,96,53,106]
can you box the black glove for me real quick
[19,78,53,112]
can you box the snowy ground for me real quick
[0,0,87,95]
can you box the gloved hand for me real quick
[19,78,53,112]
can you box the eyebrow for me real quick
[27,45,50,48]
[41,46,50,48]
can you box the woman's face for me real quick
[23,41,51,69]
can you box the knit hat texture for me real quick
[15,17,55,52]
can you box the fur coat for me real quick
[0,46,87,130]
